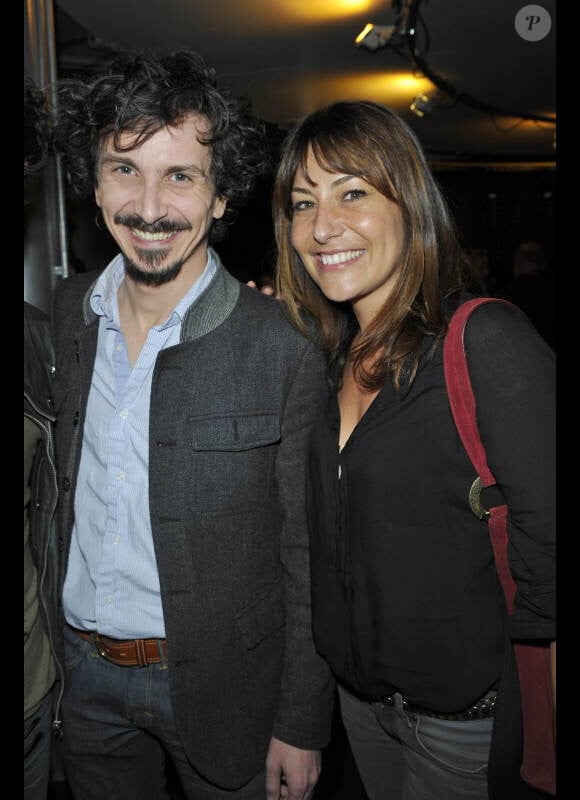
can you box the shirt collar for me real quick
[89,250,218,326]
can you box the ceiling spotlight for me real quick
[409,90,443,118]
[355,23,397,52]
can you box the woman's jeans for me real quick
[339,684,493,800]
[61,624,266,800]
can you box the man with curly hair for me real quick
[51,50,333,800]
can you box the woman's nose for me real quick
[312,204,343,244]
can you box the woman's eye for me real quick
[344,188,366,201]
[292,200,314,212]
[114,165,134,175]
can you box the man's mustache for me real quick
[114,214,191,234]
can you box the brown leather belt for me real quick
[70,626,167,667]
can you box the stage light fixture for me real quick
[355,23,397,52]
[409,90,442,117]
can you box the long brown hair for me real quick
[273,101,470,391]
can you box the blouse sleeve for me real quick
[464,301,556,640]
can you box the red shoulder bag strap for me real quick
[443,297,516,606]
[443,297,556,797]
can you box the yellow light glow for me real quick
[206,0,387,29]
[304,71,437,107]
[279,1,384,22]
[248,71,437,124]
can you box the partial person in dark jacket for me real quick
[24,76,64,800]
[271,101,556,800]
[24,301,62,799]
[51,49,334,800]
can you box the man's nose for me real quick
[132,178,168,224]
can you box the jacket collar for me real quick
[81,250,240,342]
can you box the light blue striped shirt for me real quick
[63,251,217,638]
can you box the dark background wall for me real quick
[436,167,556,285]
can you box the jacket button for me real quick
[63,477,71,491]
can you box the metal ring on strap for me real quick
[469,476,490,520]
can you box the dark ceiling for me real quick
[52,0,556,165]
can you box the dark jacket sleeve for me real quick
[465,301,556,640]
[272,338,335,749]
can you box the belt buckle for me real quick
[93,635,108,659]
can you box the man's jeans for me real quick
[61,624,266,800]
[339,684,493,800]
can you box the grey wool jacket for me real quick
[51,254,335,789]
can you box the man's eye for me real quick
[171,173,191,183]
[114,165,133,175]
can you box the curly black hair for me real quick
[53,49,269,241]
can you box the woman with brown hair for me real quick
[271,100,555,800]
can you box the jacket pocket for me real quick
[190,411,280,452]
[235,583,285,650]
[186,411,281,512]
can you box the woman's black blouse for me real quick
[307,300,556,711]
